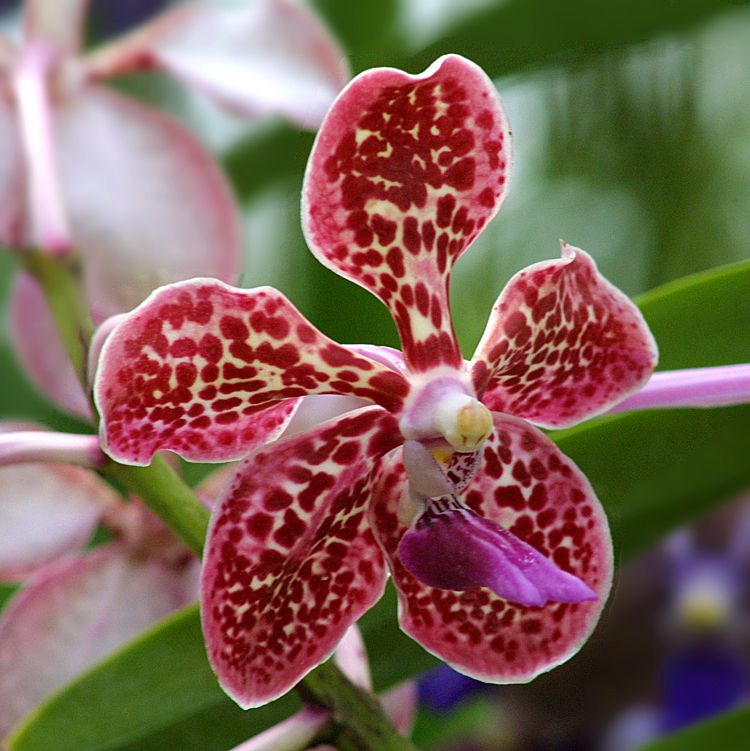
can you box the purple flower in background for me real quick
[418,664,486,713]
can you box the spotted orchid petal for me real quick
[84,0,349,130]
[303,54,510,373]
[0,460,119,580]
[228,625,407,751]
[0,544,198,738]
[371,413,612,683]
[201,407,401,708]
[471,244,657,429]
[24,0,88,56]
[8,272,91,419]
[53,86,241,318]
[95,279,410,465]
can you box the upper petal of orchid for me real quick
[95,279,410,465]
[24,0,88,56]
[53,85,241,318]
[0,460,118,580]
[84,0,349,130]
[8,272,91,419]
[370,413,612,684]
[471,244,658,429]
[200,407,401,708]
[0,544,198,738]
[303,54,510,373]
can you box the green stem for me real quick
[21,249,94,389]
[103,456,209,557]
[302,662,420,751]
[25,250,419,751]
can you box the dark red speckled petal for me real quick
[200,407,402,708]
[471,245,658,429]
[94,278,410,465]
[303,54,510,374]
[370,412,612,683]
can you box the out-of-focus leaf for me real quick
[7,604,297,751]
[9,260,750,750]
[638,705,750,751]
[637,259,750,370]
[409,0,750,78]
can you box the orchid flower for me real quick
[229,625,416,751]
[94,54,658,707]
[0,424,229,738]
[3,0,348,417]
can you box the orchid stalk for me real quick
[611,364,750,413]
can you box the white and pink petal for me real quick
[23,0,88,57]
[0,543,198,738]
[471,244,658,428]
[95,279,410,465]
[53,86,241,319]
[303,54,510,373]
[84,0,349,130]
[201,407,402,708]
[0,462,118,580]
[8,273,91,420]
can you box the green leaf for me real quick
[10,260,750,750]
[408,0,750,79]
[7,605,298,751]
[637,259,750,370]
[639,705,750,751]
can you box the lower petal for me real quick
[370,413,612,683]
[201,407,401,708]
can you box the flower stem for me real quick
[103,455,210,556]
[610,363,750,413]
[21,249,94,389]
[300,661,420,751]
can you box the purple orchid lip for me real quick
[399,505,598,608]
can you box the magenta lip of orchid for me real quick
[93,53,659,708]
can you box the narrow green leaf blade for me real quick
[7,605,296,751]
[639,705,750,751]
